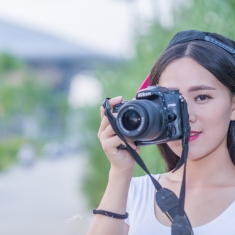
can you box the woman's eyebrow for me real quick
[189,85,216,92]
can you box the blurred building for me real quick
[0,18,120,140]
[0,18,118,91]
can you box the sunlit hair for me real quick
[150,33,235,171]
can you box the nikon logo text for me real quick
[137,92,152,97]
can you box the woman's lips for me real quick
[189,131,202,142]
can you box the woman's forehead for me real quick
[158,57,220,89]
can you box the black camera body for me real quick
[113,86,184,146]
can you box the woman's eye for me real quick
[195,94,212,101]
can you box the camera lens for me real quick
[116,100,165,140]
[122,110,141,131]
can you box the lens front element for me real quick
[122,110,141,131]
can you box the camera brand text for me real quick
[137,92,152,98]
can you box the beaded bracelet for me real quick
[93,209,128,219]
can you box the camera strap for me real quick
[103,97,193,235]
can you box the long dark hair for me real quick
[150,33,235,171]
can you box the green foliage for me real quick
[172,0,235,38]
[0,53,70,171]
[82,0,235,208]
[0,71,68,117]
[0,53,23,72]
[0,137,25,171]
[0,64,69,128]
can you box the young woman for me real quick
[87,30,235,235]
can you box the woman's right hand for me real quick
[98,96,139,172]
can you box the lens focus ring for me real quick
[116,100,165,140]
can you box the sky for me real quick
[0,0,175,57]
[0,0,160,57]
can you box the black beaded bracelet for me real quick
[93,209,128,219]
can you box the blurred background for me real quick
[0,0,235,234]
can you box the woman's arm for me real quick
[87,168,132,235]
[124,224,130,235]
[87,97,138,235]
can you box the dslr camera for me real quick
[112,86,185,146]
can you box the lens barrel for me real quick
[116,100,165,140]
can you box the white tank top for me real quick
[125,174,235,235]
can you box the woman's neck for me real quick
[169,145,235,187]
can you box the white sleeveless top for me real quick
[125,174,235,235]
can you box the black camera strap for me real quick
[171,96,192,235]
[103,97,193,235]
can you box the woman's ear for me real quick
[230,95,235,121]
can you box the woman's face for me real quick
[159,57,235,160]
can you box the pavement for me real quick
[0,155,93,235]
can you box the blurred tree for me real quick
[0,53,23,72]
[81,0,235,208]
[0,53,70,170]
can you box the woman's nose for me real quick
[187,104,197,123]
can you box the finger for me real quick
[99,123,116,142]
[100,105,105,120]
[98,113,118,139]
[98,116,111,139]
[98,118,137,148]
[125,140,139,151]
[135,146,140,154]
[101,136,139,156]
[101,135,125,154]
[100,96,122,119]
